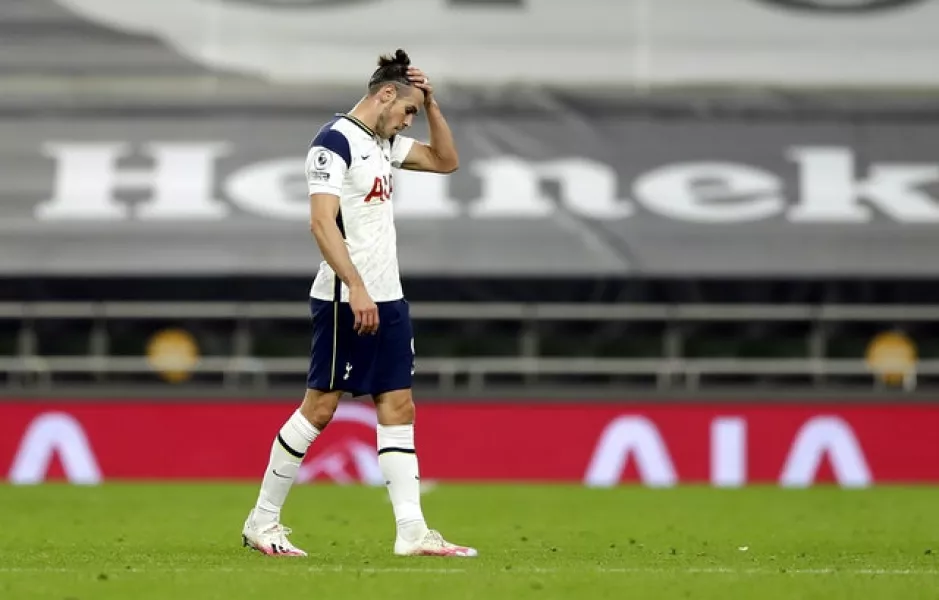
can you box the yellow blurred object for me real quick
[865,330,917,388]
[146,328,200,383]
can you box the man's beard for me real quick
[375,108,392,139]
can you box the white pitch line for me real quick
[1,566,937,576]
[0,567,468,575]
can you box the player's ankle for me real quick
[396,518,428,543]
[250,507,279,529]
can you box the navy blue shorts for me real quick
[307,298,414,397]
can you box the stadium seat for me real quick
[34,319,93,356]
[251,320,312,358]
[0,320,19,355]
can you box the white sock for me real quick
[378,424,427,542]
[252,409,319,528]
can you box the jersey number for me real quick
[364,175,393,203]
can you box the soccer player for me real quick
[241,49,476,558]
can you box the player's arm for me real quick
[306,137,379,334]
[397,68,459,174]
[397,101,458,173]
[308,195,377,334]
[309,193,364,291]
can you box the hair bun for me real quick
[378,48,411,68]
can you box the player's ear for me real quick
[379,84,397,104]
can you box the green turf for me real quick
[1,484,937,599]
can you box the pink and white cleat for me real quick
[242,517,307,557]
[394,529,478,557]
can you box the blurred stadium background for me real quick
[3,0,939,488]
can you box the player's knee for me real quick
[394,398,415,424]
[375,389,414,425]
[300,389,341,430]
[309,403,337,430]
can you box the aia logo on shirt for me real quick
[364,174,393,203]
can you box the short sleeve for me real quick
[389,135,416,168]
[306,128,351,196]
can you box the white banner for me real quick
[47,0,939,87]
[52,0,939,86]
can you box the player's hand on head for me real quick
[349,285,379,335]
[407,67,433,105]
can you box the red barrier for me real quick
[2,401,938,487]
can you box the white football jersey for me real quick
[305,114,415,303]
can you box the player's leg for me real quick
[373,388,475,557]
[242,298,351,556]
[370,300,477,557]
[373,388,424,539]
[245,388,340,528]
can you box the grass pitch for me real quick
[1,484,937,599]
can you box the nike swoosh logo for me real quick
[361,154,371,160]
[272,470,291,479]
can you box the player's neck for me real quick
[346,101,380,136]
